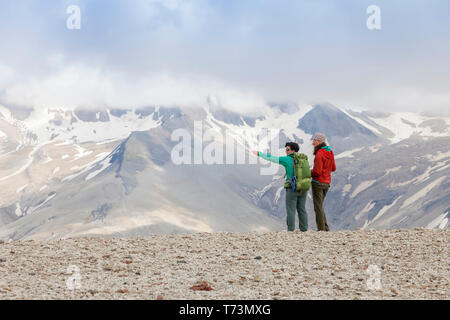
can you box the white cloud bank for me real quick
[0,64,269,116]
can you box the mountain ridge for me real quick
[0,102,448,240]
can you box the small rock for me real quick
[190,280,213,291]
[156,295,164,300]
[116,289,129,294]
[0,258,6,263]
[254,256,262,260]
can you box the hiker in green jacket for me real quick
[252,142,308,232]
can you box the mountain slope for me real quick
[0,102,448,240]
[297,103,383,153]
[0,107,283,240]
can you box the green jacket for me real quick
[257,151,294,182]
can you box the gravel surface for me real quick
[0,229,448,300]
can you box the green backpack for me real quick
[284,153,311,193]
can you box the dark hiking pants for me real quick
[312,181,330,231]
[285,189,308,232]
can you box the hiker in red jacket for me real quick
[311,133,336,231]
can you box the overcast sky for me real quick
[0,0,449,115]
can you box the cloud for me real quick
[2,61,450,117]
[1,64,269,116]
[0,63,15,89]
[0,1,450,116]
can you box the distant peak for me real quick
[311,102,341,112]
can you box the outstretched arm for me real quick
[253,150,280,164]
[253,151,292,168]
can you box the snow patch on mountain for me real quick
[413,162,447,184]
[382,166,402,177]
[426,212,448,229]
[350,180,376,198]
[42,156,53,164]
[274,186,284,204]
[368,112,450,143]
[62,152,111,182]
[371,197,401,224]
[368,144,382,152]
[14,203,21,217]
[28,192,57,214]
[355,201,375,220]
[16,185,27,194]
[72,144,93,160]
[342,184,352,197]
[0,105,17,124]
[426,150,450,162]
[340,108,382,135]
[85,156,113,180]
[0,149,35,181]
[401,176,447,209]
[11,107,163,145]
[336,147,365,159]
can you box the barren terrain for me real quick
[0,229,448,299]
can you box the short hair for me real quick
[285,142,299,152]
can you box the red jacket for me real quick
[311,146,336,184]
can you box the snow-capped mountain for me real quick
[0,101,448,240]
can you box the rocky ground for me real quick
[0,229,448,300]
